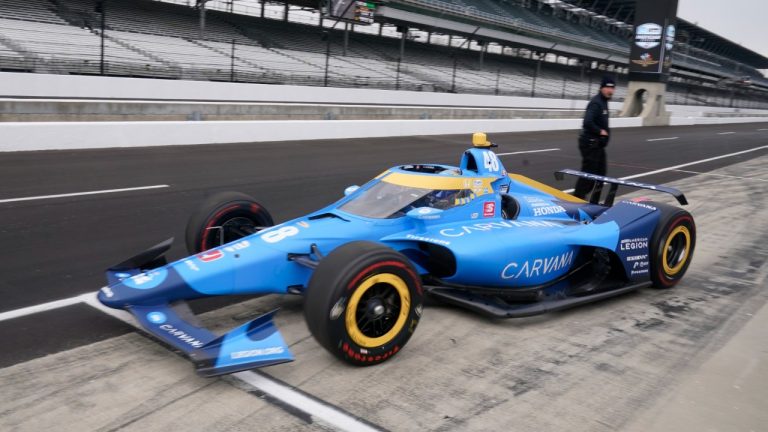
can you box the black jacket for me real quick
[581,93,610,141]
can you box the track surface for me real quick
[0,122,767,431]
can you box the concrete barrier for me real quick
[0,72,765,152]
[0,117,644,152]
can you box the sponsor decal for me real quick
[624,201,657,211]
[123,268,168,290]
[620,237,649,251]
[297,221,310,228]
[184,259,200,272]
[147,311,167,324]
[100,286,114,298]
[483,201,496,218]
[635,23,662,49]
[501,250,574,279]
[471,212,479,219]
[571,172,659,190]
[115,272,131,279]
[524,196,557,209]
[632,52,660,67]
[499,184,509,194]
[632,261,649,270]
[473,179,483,188]
[159,324,205,348]
[198,249,223,262]
[533,205,566,217]
[230,347,285,359]
[224,240,250,253]
[440,220,564,237]
[406,233,451,246]
[626,254,648,262]
[631,269,650,276]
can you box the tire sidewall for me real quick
[185,192,273,255]
[650,206,696,288]
[305,242,423,366]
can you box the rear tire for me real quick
[304,241,423,366]
[649,203,696,288]
[185,191,273,255]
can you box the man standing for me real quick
[574,76,615,199]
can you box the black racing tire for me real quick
[649,203,696,289]
[185,191,274,255]
[304,241,424,366]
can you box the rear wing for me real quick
[554,169,688,206]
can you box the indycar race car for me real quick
[98,133,696,376]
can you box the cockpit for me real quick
[338,169,476,219]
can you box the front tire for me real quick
[185,191,274,255]
[649,204,696,288]
[304,241,423,366]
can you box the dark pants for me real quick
[574,136,607,199]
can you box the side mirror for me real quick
[406,207,443,221]
[344,185,360,196]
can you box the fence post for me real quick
[451,55,457,93]
[97,0,106,75]
[323,30,331,87]
[230,38,235,82]
[494,68,500,95]
[531,58,541,98]
[395,57,401,90]
[561,76,566,99]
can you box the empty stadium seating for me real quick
[0,0,763,107]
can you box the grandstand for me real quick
[0,0,766,108]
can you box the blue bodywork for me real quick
[98,145,681,376]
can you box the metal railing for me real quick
[0,11,766,110]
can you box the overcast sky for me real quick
[678,0,768,60]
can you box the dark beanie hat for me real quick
[600,76,616,88]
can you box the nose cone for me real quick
[97,267,195,309]
[97,285,123,308]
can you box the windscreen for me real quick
[338,181,471,219]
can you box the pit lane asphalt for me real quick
[0,121,766,368]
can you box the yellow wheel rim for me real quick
[345,273,411,348]
[662,226,691,276]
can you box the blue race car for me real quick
[98,133,696,376]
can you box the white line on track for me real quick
[81,293,381,432]
[0,293,91,322]
[497,148,560,156]
[233,371,381,432]
[646,137,679,142]
[561,145,768,193]
[0,292,381,432]
[673,169,768,182]
[718,131,736,135]
[0,185,170,204]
